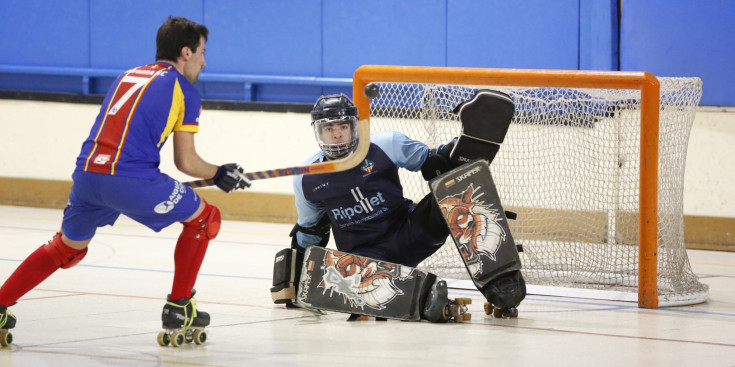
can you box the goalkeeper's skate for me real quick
[296,246,471,323]
[484,304,519,318]
[157,290,209,347]
[421,278,472,323]
[0,305,15,346]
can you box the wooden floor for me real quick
[0,205,733,366]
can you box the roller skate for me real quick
[0,305,15,346]
[483,303,519,318]
[481,270,525,319]
[157,290,209,347]
[421,278,472,323]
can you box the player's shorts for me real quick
[350,194,449,268]
[61,171,201,241]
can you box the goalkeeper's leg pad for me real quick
[270,248,304,306]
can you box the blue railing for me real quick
[0,64,353,101]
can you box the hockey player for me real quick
[270,93,525,321]
[0,17,250,346]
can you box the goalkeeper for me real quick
[271,93,526,316]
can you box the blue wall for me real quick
[620,0,734,106]
[0,0,732,105]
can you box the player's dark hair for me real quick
[155,17,209,62]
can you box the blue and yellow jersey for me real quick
[75,62,201,179]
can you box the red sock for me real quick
[170,206,217,300]
[0,233,81,306]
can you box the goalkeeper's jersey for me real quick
[75,62,201,179]
[294,131,429,253]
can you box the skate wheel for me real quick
[462,313,472,321]
[347,314,370,321]
[493,307,519,318]
[170,332,185,347]
[157,331,170,346]
[0,330,12,346]
[193,329,207,345]
[455,297,472,305]
[484,302,493,315]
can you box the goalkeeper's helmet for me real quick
[311,94,359,159]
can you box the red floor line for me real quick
[20,293,85,301]
[32,288,273,309]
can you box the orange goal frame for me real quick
[353,65,661,308]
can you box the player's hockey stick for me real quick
[185,118,370,188]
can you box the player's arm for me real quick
[173,131,217,178]
[373,131,430,172]
[370,131,455,181]
[291,175,331,250]
[270,175,330,306]
[420,138,456,181]
[372,130,456,182]
[173,131,250,192]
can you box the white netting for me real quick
[368,79,708,306]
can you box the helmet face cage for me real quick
[312,115,359,159]
[310,94,359,160]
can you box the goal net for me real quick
[352,66,708,307]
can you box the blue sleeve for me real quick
[293,158,327,248]
[371,131,429,172]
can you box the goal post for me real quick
[353,65,707,308]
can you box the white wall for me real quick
[683,107,735,217]
[1,99,733,218]
[0,99,315,195]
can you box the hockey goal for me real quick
[352,65,707,308]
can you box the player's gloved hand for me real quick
[421,137,457,181]
[212,163,251,193]
[435,137,457,159]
